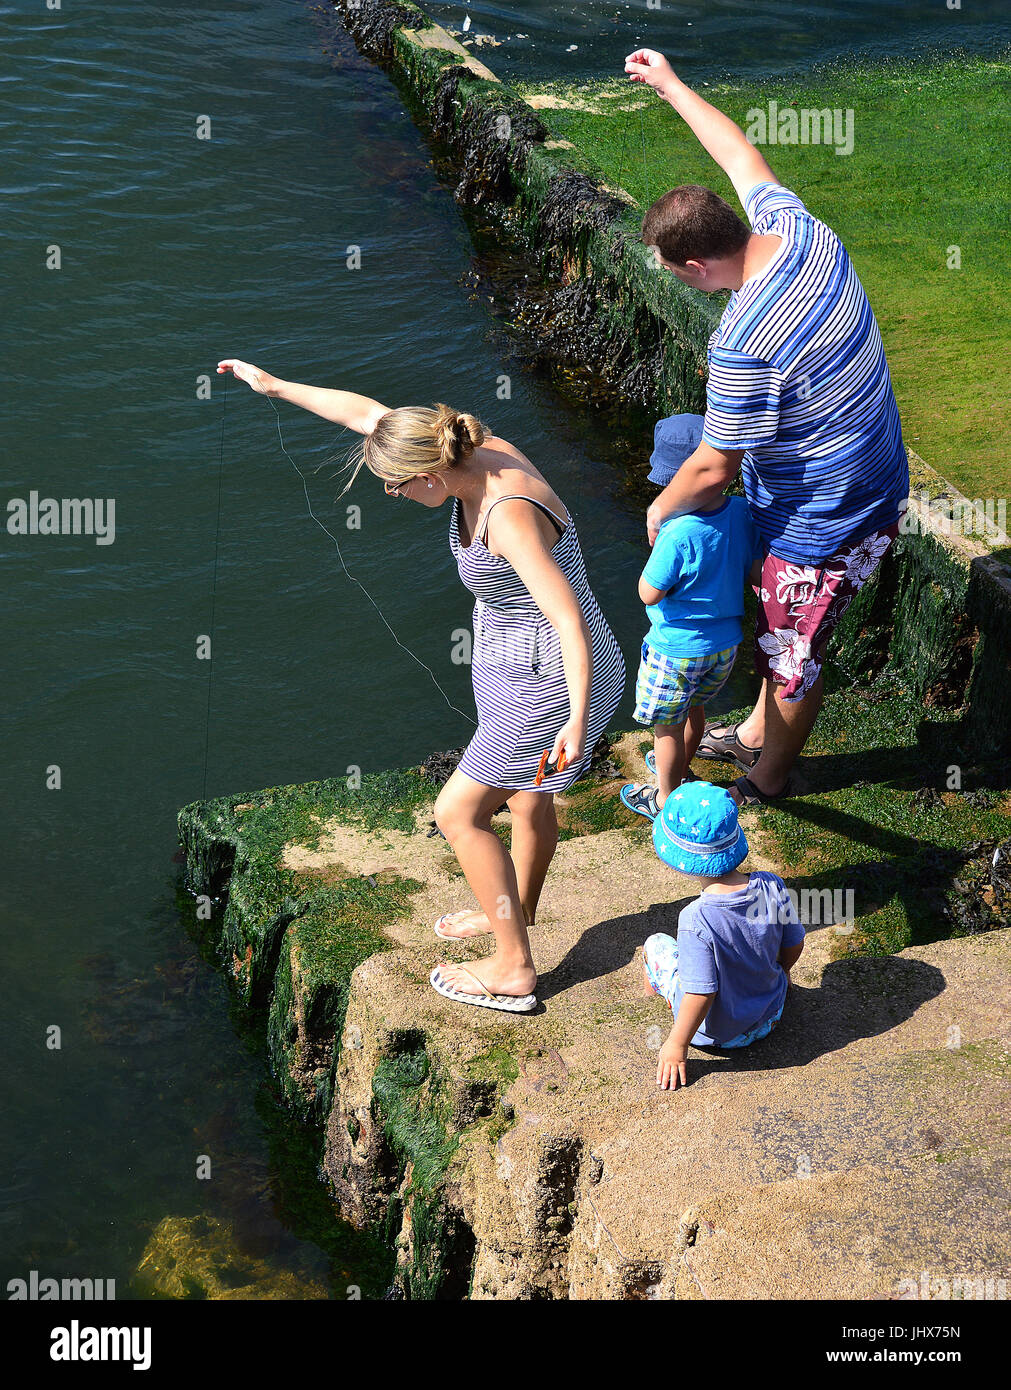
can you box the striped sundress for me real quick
[450,493,625,793]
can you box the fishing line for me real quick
[614,90,651,205]
[202,373,228,799]
[254,378,477,727]
[638,103,652,206]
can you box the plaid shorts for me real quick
[754,519,901,701]
[633,640,737,726]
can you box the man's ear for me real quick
[683,258,707,279]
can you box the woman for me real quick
[217,358,625,1013]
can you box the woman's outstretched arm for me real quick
[216,359,390,434]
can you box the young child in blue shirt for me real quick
[642,780,806,1089]
[621,414,765,821]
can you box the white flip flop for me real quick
[433,911,492,940]
[429,965,536,1014]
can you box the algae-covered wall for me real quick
[833,497,1011,757]
[330,0,1011,758]
[335,0,719,416]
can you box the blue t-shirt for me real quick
[702,183,909,565]
[675,871,805,1045]
[641,496,763,657]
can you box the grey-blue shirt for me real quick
[676,871,805,1044]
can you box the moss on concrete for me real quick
[371,1036,477,1298]
[268,875,422,1125]
[464,1044,519,1086]
[255,1087,395,1298]
[557,781,631,839]
[178,769,435,1003]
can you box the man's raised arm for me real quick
[624,48,779,208]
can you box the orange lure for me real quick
[535,748,568,787]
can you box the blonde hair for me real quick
[338,402,487,497]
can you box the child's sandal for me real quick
[620,782,661,819]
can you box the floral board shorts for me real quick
[754,519,901,701]
[633,641,738,726]
[642,933,784,1049]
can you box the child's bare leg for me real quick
[653,720,688,799]
[684,704,706,764]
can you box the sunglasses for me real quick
[384,476,421,497]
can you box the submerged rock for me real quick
[134,1215,329,1300]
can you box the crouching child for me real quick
[642,780,805,1088]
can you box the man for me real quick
[624,48,909,805]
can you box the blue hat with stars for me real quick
[652,780,749,877]
[648,413,706,485]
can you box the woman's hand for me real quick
[217,359,278,395]
[548,719,586,777]
[624,48,678,96]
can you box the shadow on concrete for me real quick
[537,896,946,1076]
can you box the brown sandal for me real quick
[732,775,797,806]
[696,722,762,771]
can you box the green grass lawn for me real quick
[517,54,1010,502]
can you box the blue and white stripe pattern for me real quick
[450,494,625,793]
[702,182,909,565]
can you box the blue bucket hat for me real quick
[652,780,749,877]
[648,413,706,485]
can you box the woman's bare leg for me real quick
[436,788,558,937]
[505,788,558,925]
[431,768,537,997]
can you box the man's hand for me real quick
[646,503,667,548]
[624,48,678,98]
[657,1035,689,1090]
[625,53,777,207]
[646,443,744,545]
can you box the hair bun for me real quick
[433,402,486,468]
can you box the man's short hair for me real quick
[641,184,749,266]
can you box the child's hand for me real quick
[657,1036,689,1090]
